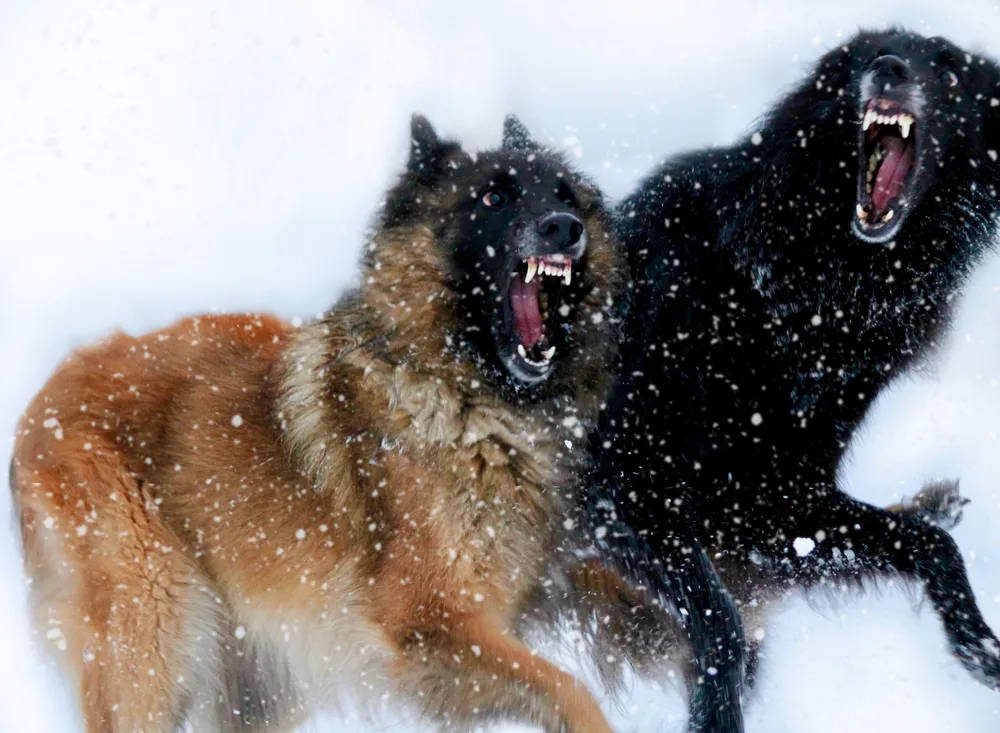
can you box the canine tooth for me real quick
[517,344,527,358]
[899,117,912,139]
[525,259,538,283]
[541,345,556,361]
[563,265,572,285]
[882,209,894,222]
[863,109,877,130]
[856,204,866,219]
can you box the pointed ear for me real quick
[408,113,444,174]
[408,113,469,178]
[502,114,540,152]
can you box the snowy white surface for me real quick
[2,1,1000,731]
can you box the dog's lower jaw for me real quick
[501,350,552,386]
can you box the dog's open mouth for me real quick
[854,98,918,242]
[505,254,576,384]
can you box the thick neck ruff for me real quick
[274,225,622,495]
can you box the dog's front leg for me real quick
[389,612,615,733]
[586,486,748,733]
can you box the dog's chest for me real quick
[384,437,563,593]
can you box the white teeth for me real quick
[856,204,866,219]
[527,259,574,281]
[865,106,915,139]
[542,345,556,361]
[517,344,527,357]
[899,116,912,139]
[525,258,538,283]
[882,209,894,222]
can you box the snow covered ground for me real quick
[2,1,1000,731]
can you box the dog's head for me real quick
[834,30,1000,243]
[366,115,620,397]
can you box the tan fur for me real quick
[12,217,622,732]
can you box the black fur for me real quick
[587,28,1000,732]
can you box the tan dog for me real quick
[10,115,623,733]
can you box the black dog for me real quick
[585,28,1000,733]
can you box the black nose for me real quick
[869,54,910,86]
[536,212,584,249]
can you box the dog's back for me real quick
[11,314,316,732]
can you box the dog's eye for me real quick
[940,70,960,87]
[482,191,507,208]
[555,180,579,209]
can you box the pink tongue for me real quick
[510,276,542,348]
[872,136,913,214]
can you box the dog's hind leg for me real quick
[390,612,614,733]
[749,485,1000,691]
[12,452,226,733]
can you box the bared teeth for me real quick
[899,115,913,139]
[541,345,556,361]
[524,257,574,281]
[863,104,915,139]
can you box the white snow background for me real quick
[2,1,1000,731]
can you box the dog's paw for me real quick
[904,479,969,531]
